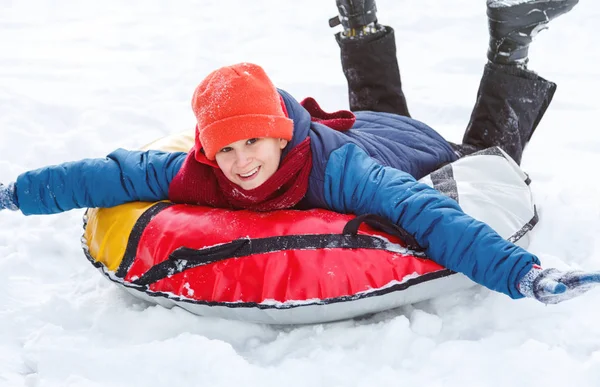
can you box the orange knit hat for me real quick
[191,63,294,160]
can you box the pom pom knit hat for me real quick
[191,63,294,160]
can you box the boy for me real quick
[1,0,598,305]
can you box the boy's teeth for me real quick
[240,167,258,177]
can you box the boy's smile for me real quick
[215,137,288,190]
[238,166,260,181]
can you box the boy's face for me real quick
[214,137,289,190]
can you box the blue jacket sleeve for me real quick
[15,149,186,215]
[322,144,539,298]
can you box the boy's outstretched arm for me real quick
[1,149,186,215]
[322,144,600,303]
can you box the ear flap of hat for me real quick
[194,146,220,168]
[193,124,220,168]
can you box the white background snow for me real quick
[1,0,600,386]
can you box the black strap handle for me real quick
[132,238,250,287]
[169,238,250,263]
[343,214,424,252]
[132,216,423,287]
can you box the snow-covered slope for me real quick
[1,1,600,386]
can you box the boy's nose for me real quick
[235,151,252,167]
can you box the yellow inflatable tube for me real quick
[83,130,194,272]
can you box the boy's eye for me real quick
[246,138,259,145]
[219,147,232,153]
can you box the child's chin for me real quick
[239,178,265,190]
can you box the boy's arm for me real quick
[15,149,186,215]
[322,143,539,298]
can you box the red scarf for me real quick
[169,138,312,211]
[168,97,355,211]
[215,138,312,211]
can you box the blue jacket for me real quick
[14,89,538,299]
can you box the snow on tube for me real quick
[82,131,537,325]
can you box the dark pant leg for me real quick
[336,26,410,116]
[459,63,557,164]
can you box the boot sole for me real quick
[488,0,579,39]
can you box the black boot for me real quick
[336,27,410,116]
[329,0,379,37]
[487,0,579,65]
[460,63,557,164]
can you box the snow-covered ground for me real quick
[1,0,600,386]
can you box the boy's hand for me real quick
[0,183,19,211]
[519,265,600,304]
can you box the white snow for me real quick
[1,0,600,386]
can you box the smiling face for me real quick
[214,137,289,190]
